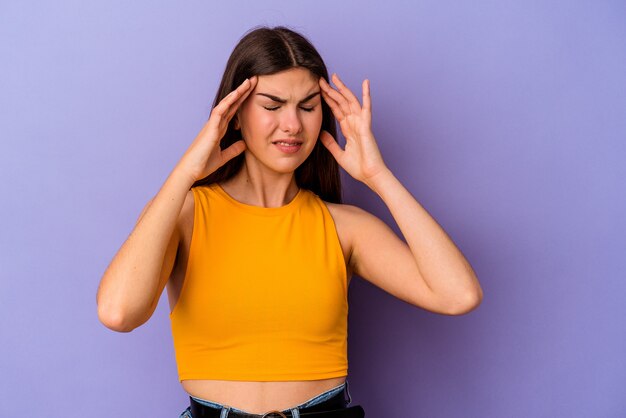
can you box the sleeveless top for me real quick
[169,184,349,381]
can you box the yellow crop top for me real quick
[169,183,349,381]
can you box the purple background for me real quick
[1,1,625,417]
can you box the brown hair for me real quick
[191,25,342,203]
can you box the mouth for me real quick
[272,139,303,153]
[271,139,303,146]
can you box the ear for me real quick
[233,115,240,130]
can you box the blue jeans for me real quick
[179,380,352,417]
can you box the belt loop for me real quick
[345,379,353,405]
[290,407,300,418]
[220,406,231,418]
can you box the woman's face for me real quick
[235,67,323,174]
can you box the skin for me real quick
[220,67,324,206]
[97,67,483,414]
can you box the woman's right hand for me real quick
[176,76,258,182]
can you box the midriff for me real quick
[181,376,347,414]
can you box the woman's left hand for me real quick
[319,73,389,186]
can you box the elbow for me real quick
[442,286,483,316]
[97,305,137,333]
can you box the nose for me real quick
[279,107,302,135]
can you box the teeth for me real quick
[275,142,300,146]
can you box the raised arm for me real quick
[96,170,191,332]
[319,74,482,315]
[96,76,258,332]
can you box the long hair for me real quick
[191,26,342,203]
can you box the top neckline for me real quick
[210,183,306,216]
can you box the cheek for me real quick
[241,109,278,135]
[307,112,323,133]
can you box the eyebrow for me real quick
[255,91,321,104]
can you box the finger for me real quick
[320,86,345,120]
[210,89,242,123]
[221,139,247,163]
[225,76,258,120]
[215,77,255,116]
[319,78,345,119]
[230,76,258,108]
[227,76,257,105]
[320,76,351,116]
[319,130,344,161]
[322,77,351,116]
[362,79,371,113]
[210,77,256,129]
[332,73,361,110]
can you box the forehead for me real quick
[254,67,318,97]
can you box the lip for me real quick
[271,139,303,145]
[272,139,303,154]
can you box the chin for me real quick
[270,160,306,174]
[244,147,313,174]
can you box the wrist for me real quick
[363,166,395,195]
[170,165,198,189]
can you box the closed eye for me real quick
[263,106,316,112]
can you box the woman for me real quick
[96,26,483,418]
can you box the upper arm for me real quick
[341,204,445,313]
[138,191,191,320]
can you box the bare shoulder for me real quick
[323,201,379,272]
[324,201,380,229]
[323,201,356,233]
[324,201,392,248]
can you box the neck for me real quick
[219,161,299,208]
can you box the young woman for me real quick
[96,26,483,418]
